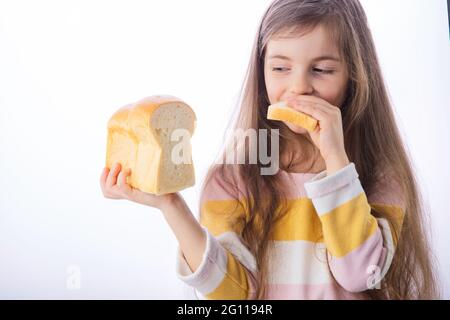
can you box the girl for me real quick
[100,0,439,299]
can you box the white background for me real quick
[0,0,449,299]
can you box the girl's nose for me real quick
[289,72,314,96]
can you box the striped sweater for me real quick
[175,162,405,299]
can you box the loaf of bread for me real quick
[105,95,196,195]
[267,101,318,132]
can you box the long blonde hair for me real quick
[200,0,439,299]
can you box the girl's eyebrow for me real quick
[268,54,341,62]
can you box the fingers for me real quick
[287,99,327,122]
[117,168,132,198]
[106,163,121,188]
[287,98,341,125]
[292,95,338,109]
[116,168,130,187]
[101,163,133,200]
[287,96,339,113]
[100,167,109,188]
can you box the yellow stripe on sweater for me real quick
[201,198,324,242]
[205,251,252,300]
[200,197,404,254]
[200,199,248,236]
[270,199,324,242]
[320,193,378,257]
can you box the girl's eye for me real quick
[271,67,334,74]
[272,67,289,72]
[313,68,334,74]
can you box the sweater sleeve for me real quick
[175,169,257,300]
[304,162,405,293]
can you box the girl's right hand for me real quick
[99,162,177,210]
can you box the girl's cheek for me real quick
[264,78,277,99]
[265,83,281,104]
[310,82,339,103]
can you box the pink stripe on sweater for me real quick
[277,170,317,199]
[327,229,387,292]
[200,168,318,202]
[200,169,248,202]
[266,283,369,300]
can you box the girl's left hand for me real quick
[286,95,350,174]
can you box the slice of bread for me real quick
[267,101,318,132]
[105,95,196,195]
